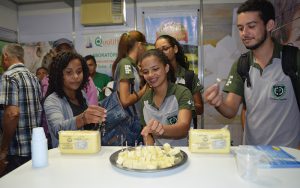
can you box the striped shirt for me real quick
[0,63,42,156]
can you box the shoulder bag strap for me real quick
[129,65,138,115]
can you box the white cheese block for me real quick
[189,128,230,154]
[59,131,100,154]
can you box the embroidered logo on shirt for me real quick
[125,65,132,74]
[271,84,286,100]
[167,115,178,124]
[187,100,193,106]
[225,75,233,86]
[176,77,185,85]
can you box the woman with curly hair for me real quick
[44,51,106,148]
[155,35,203,128]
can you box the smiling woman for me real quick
[155,35,204,129]
[43,51,106,148]
[139,49,194,146]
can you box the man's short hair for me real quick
[2,43,24,63]
[84,55,97,65]
[237,0,275,25]
[36,67,48,74]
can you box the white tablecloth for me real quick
[0,147,299,188]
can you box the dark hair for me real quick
[155,34,189,70]
[112,30,146,77]
[84,55,96,65]
[46,51,89,106]
[237,0,275,25]
[36,67,48,74]
[140,49,176,83]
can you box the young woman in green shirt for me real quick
[140,49,194,146]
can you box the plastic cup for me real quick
[31,127,48,168]
[235,146,261,181]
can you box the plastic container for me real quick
[31,127,48,168]
[235,146,261,181]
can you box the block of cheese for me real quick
[59,131,100,154]
[189,128,230,154]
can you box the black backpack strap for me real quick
[184,70,194,91]
[237,52,252,88]
[281,45,300,110]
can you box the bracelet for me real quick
[133,91,139,101]
[81,111,87,125]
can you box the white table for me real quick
[0,147,299,188]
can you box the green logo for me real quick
[95,36,103,47]
[167,115,177,124]
[272,84,286,99]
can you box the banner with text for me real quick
[82,32,123,76]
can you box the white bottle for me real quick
[31,127,48,168]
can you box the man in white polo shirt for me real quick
[204,0,300,148]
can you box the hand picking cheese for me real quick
[189,128,230,154]
[116,143,181,170]
[59,131,100,154]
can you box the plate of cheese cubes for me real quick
[110,143,188,172]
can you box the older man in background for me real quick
[0,43,42,177]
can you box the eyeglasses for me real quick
[157,45,173,52]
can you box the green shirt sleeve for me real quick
[176,85,195,111]
[223,60,244,97]
[118,58,135,81]
[192,74,204,94]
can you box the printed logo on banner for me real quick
[95,36,103,47]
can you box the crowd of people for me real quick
[0,0,299,178]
